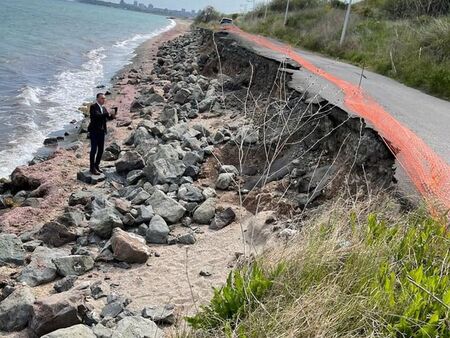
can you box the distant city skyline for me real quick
[109,0,266,13]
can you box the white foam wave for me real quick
[16,85,44,106]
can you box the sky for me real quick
[115,0,266,13]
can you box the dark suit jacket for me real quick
[88,103,110,133]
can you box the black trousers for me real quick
[90,130,105,170]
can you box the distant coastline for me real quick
[77,0,197,18]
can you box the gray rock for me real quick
[193,198,216,224]
[141,304,175,324]
[53,255,94,276]
[93,324,113,338]
[35,221,77,247]
[23,239,43,252]
[216,173,235,190]
[146,190,185,223]
[41,324,96,338]
[220,165,239,175]
[115,151,145,174]
[177,183,204,202]
[101,301,124,319]
[69,191,95,206]
[18,247,65,287]
[183,164,200,178]
[146,215,170,244]
[111,316,164,338]
[177,232,196,245]
[0,234,25,266]
[53,275,78,293]
[198,96,216,113]
[143,158,186,185]
[135,205,154,224]
[89,208,123,238]
[0,286,35,331]
[130,190,150,205]
[77,170,105,185]
[58,208,85,227]
[141,93,165,105]
[126,170,144,185]
[173,88,191,104]
[160,106,178,127]
[182,151,203,166]
[210,208,236,230]
[202,187,216,199]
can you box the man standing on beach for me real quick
[88,93,110,175]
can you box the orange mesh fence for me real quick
[224,26,450,214]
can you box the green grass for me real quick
[185,198,450,337]
[236,6,450,100]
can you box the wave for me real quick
[16,85,44,106]
[0,20,176,178]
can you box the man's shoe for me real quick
[90,168,101,176]
[95,166,103,173]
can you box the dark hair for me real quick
[96,93,105,99]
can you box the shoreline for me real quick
[0,19,191,232]
[0,18,180,180]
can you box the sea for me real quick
[0,0,174,178]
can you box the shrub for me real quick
[186,262,284,333]
[195,6,221,24]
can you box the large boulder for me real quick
[143,158,186,185]
[146,215,170,244]
[115,151,145,174]
[89,207,123,238]
[111,228,150,264]
[35,222,77,247]
[177,183,204,202]
[146,190,185,223]
[41,324,96,338]
[193,198,216,224]
[111,316,164,338]
[0,233,25,266]
[77,170,105,185]
[18,247,65,287]
[53,255,94,276]
[29,290,87,337]
[0,286,35,332]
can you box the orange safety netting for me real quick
[224,26,450,214]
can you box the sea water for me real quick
[0,0,173,178]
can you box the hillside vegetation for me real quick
[235,0,450,99]
[185,197,450,337]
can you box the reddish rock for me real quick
[111,228,150,264]
[29,290,87,337]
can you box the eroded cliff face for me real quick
[194,28,395,212]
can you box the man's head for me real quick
[96,93,106,105]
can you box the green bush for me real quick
[186,262,284,332]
